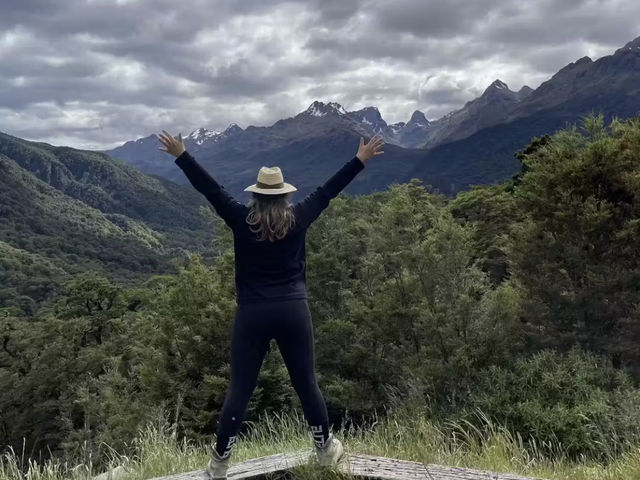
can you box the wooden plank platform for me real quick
[147,449,549,480]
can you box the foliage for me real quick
[0,134,218,311]
[463,346,640,461]
[505,114,640,371]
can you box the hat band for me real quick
[256,180,284,189]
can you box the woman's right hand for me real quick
[356,134,385,164]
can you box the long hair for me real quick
[245,192,296,242]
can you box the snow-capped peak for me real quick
[328,102,347,114]
[389,122,406,131]
[224,123,242,133]
[479,79,513,98]
[357,106,384,126]
[188,127,220,145]
[305,100,347,117]
[615,35,640,54]
[490,79,509,90]
[407,110,429,127]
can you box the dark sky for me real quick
[1,0,638,149]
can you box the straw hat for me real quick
[244,166,297,195]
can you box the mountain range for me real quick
[103,36,640,198]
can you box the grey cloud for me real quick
[283,53,353,79]
[418,87,470,107]
[93,40,216,85]
[303,27,499,74]
[304,30,426,62]
[0,0,637,150]
[201,57,298,97]
[479,0,638,48]
[0,0,290,33]
[521,44,590,75]
[0,58,99,81]
[0,0,60,29]
[312,0,363,23]
[372,0,505,38]
[0,72,180,110]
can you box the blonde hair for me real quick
[245,192,296,242]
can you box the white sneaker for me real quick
[206,445,230,479]
[314,433,344,466]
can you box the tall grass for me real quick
[2,404,639,480]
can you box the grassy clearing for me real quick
[2,404,639,480]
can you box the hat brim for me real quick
[244,182,297,194]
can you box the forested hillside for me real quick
[0,131,223,313]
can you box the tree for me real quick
[505,113,640,372]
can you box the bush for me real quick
[460,345,640,461]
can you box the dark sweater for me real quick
[174,150,365,304]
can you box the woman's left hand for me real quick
[158,130,186,158]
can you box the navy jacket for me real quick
[174,150,365,304]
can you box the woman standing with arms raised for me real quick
[158,129,385,479]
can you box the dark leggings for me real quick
[214,298,331,459]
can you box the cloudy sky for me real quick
[0,0,638,150]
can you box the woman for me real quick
[158,129,385,479]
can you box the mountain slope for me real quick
[0,131,218,311]
[105,104,428,199]
[409,36,640,194]
[204,128,427,199]
[409,94,640,195]
[422,79,533,149]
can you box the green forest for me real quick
[1,113,640,478]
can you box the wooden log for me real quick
[147,449,549,480]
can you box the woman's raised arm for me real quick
[294,134,384,228]
[158,130,244,228]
